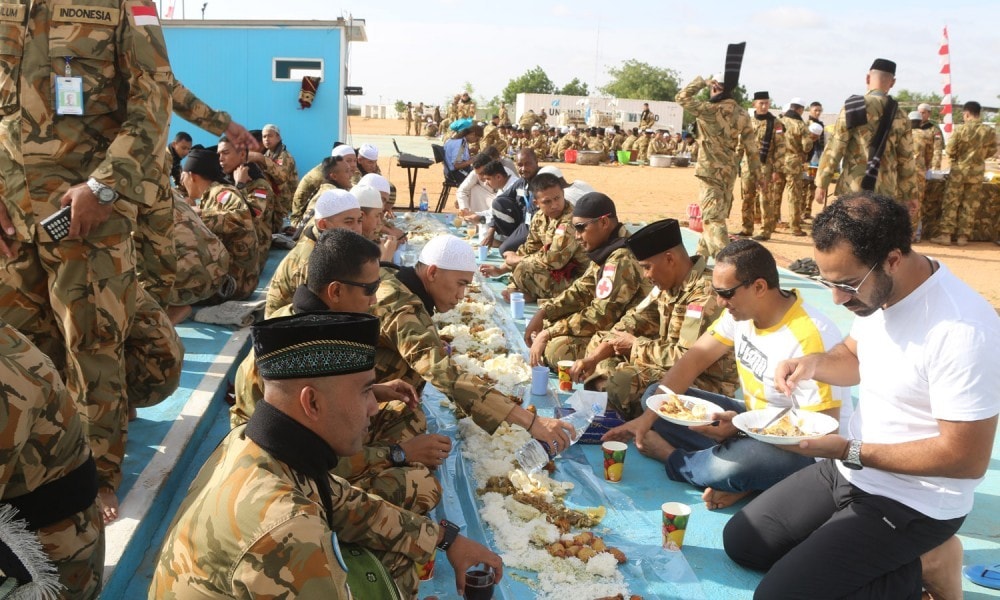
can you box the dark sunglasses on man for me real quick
[336,278,381,296]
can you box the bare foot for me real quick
[166,304,192,325]
[636,430,674,462]
[702,487,753,510]
[128,406,138,422]
[921,535,963,600]
[98,487,120,525]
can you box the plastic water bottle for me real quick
[514,403,601,474]
[418,188,429,212]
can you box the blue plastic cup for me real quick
[530,365,549,395]
[478,244,489,262]
[509,292,524,319]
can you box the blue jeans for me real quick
[641,384,815,493]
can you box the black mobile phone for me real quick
[40,205,72,241]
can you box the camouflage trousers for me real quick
[134,186,177,308]
[739,169,760,232]
[784,172,808,231]
[586,355,664,420]
[695,173,738,258]
[169,200,232,307]
[126,286,184,410]
[333,401,441,516]
[543,335,589,370]
[36,502,105,599]
[0,228,136,491]
[741,170,784,234]
[939,179,982,238]
[509,260,574,300]
[912,175,926,234]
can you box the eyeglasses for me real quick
[572,213,610,232]
[336,278,381,296]
[713,280,753,300]
[813,263,877,296]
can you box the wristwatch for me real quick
[842,439,864,470]
[436,519,460,551]
[87,177,118,205]
[388,444,407,467]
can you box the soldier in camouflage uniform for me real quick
[181,148,260,301]
[498,101,510,126]
[134,149,179,308]
[571,220,737,419]
[917,103,945,170]
[0,322,104,598]
[635,129,654,163]
[909,111,935,238]
[779,100,814,236]
[168,195,233,310]
[554,128,579,160]
[259,123,298,230]
[648,130,669,156]
[815,59,917,210]
[264,188,363,318]
[151,312,503,599]
[125,285,183,416]
[932,101,998,246]
[0,0,173,522]
[480,173,589,301]
[737,92,784,239]
[677,74,760,257]
[290,160,327,226]
[234,230,442,515]
[525,194,652,369]
[219,136,274,274]
[621,128,639,156]
[639,103,656,130]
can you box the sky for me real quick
[155,0,1000,112]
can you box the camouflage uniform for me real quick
[229,169,275,274]
[169,78,232,136]
[585,256,737,419]
[135,150,177,307]
[508,202,590,300]
[622,133,638,154]
[374,268,519,433]
[648,136,669,156]
[676,76,760,257]
[554,134,577,160]
[168,196,233,307]
[198,183,260,301]
[264,225,317,318]
[263,143,298,230]
[150,425,441,600]
[911,126,935,233]
[635,134,652,163]
[498,104,510,126]
[125,286,183,410]
[290,162,326,226]
[923,122,944,170]
[1,322,104,599]
[0,0,173,492]
[232,301,440,516]
[639,110,656,131]
[939,116,998,239]
[779,112,813,233]
[739,115,785,236]
[413,104,423,136]
[815,90,917,204]
[538,227,651,367]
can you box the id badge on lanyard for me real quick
[55,57,83,115]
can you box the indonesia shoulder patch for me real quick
[252,189,268,199]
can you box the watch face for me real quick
[390,446,405,465]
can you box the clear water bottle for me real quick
[514,403,601,474]
[418,188,429,212]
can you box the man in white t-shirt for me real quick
[724,192,1000,599]
[603,239,850,510]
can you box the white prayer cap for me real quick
[262,123,280,134]
[917,103,932,112]
[314,189,359,219]
[560,126,569,134]
[331,144,356,158]
[350,184,383,210]
[418,235,476,272]
[531,124,541,130]
[359,173,391,195]
[789,97,805,108]
[569,126,577,131]
[537,166,564,179]
[907,111,922,121]
[644,128,655,133]
[808,122,824,136]
[358,143,379,161]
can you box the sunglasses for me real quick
[713,280,753,299]
[572,213,610,232]
[336,278,381,296]
[813,263,877,296]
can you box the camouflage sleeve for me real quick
[945,127,960,161]
[611,289,661,339]
[533,222,578,269]
[546,252,642,339]
[264,247,305,318]
[90,0,173,206]
[169,78,232,136]
[290,168,324,226]
[773,130,786,165]
[895,119,918,202]
[741,113,762,172]
[540,272,593,324]
[816,109,848,189]
[675,76,709,117]
[231,514,351,599]
[931,130,944,170]
[0,327,44,496]
[631,287,722,370]
[518,220,544,257]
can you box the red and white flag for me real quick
[938,26,953,139]
[130,3,160,27]
[164,0,175,18]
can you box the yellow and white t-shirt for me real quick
[708,290,850,415]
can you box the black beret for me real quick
[252,312,379,380]
[753,91,770,101]
[573,192,617,219]
[870,58,896,75]
[627,219,683,260]
[182,147,223,182]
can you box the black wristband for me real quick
[527,412,538,433]
[437,519,460,551]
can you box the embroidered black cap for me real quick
[252,312,378,380]
[627,219,683,260]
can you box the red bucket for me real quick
[564,149,578,163]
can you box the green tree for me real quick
[501,66,556,104]
[394,100,407,119]
[894,89,962,123]
[558,78,590,97]
[599,60,681,101]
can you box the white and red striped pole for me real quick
[938,26,953,141]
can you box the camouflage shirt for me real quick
[912,127,935,173]
[169,196,231,307]
[780,113,814,177]
[741,114,785,175]
[816,90,917,201]
[199,183,260,300]
[517,202,590,273]
[151,425,439,599]
[609,256,738,396]
[264,226,316,318]
[169,78,230,136]
[946,116,997,183]
[232,173,275,273]
[540,227,651,339]
[290,162,326,226]
[676,76,761,182]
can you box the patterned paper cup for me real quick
[557,360,574,392]
[661,502,692,551]
[416,547,437,581]
[602,441,627,482]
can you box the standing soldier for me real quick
[814,59,917,212]
[676,43,760,257]
[932,101,998,246]
[499,101,511,126]
[404,101,413,135]
[413,102,424,136]
[908,110,934,240]
[917,103,945,170]
[737,91,784,240]
[779,98,814,237]
[639,103,656,130]
[0,0,173,524]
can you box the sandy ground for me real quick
[351,116,1000,310]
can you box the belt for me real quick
[4,455,98,530]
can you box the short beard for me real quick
[843,269,893,317]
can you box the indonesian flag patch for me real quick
[217,190,231,204]
[555,224,566,236]
[275,158,284,166]
[595,264,616,299]
[128,3,159,26]
[252,188,268,199]
[685,303,704,320]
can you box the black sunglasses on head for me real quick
[336,278,381,296]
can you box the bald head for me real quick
[867,69,896,93]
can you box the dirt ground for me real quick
[353,116,1000,310]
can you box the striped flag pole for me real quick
[938,26,953,141]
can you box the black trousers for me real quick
[723,459,964,600]
[498,223,529,254]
